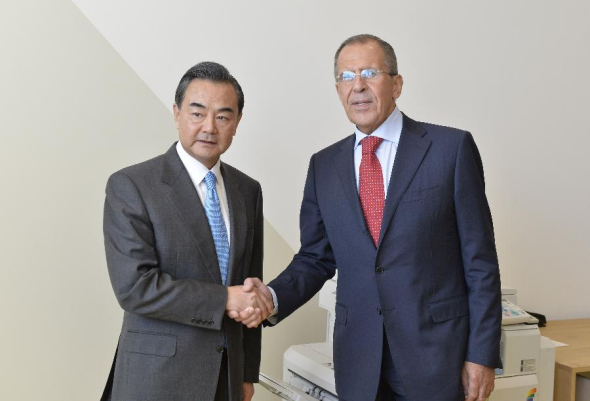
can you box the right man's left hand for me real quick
[227,278,273,327]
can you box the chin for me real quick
[354,119,375,129]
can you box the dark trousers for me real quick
[214,349,229,401]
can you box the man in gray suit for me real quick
[101,61,271,401]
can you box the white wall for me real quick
[71,0,590,319]
[1,0,589,399]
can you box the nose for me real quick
[352,74,367,92]
[202,114,217,134]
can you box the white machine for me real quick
[274,277,556,401]
[258,373,318,401]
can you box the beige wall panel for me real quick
[0,0,172,399]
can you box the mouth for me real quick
[197,139,217,146]
[351,100,373,108]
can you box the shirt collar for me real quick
[354,106,403,149]
[175,141,222,187]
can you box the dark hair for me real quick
[333,34,398,80]
[175,61,244,114]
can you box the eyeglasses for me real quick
[336,69,396,83]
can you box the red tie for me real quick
[359,136,385,247]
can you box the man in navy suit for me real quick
[233,34,502,401]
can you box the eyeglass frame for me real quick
[335,69,397,83]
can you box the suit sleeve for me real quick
[242,183,263,383]
[454,132,502,368]
[267,155,337,323]
[103,171,227,330]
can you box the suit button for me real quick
[376,266,384,274]
[377,308,382,315]
[191,318,196,323]
[208,320,214,325]
[195,319,202,324]
[216,346,224,353]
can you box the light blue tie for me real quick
[203,171,229,285]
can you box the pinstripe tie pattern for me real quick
[203,171,229,284]
[359,136,385,247]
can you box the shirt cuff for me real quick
[267,286,279,324]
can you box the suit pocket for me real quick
[335,302,348,326]
[124,331,177,357]
[429,295,468,323]
[400,185,442,203]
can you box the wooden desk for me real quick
[540,319,590,401]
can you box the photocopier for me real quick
[260,276,556,401]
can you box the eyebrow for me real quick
[188,102,235,114]
[217,107,236,114]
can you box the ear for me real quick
[234,113,243,136]
[173,103,180,129]
[393,74,404,100]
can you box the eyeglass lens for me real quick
[340,69,379,82]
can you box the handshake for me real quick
[225,278,273,328]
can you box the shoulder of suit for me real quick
[107,152,167,185]
[221,162,261,189]
[313,134,355,159]
[409,117,472,144]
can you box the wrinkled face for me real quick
[335,41,403,134]
[173,79,241,169]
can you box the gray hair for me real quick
[333,34,398,80]
[175,61,244,114]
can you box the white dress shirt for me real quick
[176,142,231,245]
[353,106,403,195]
[268,108,404,318]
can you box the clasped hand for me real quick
[226,278,273,328]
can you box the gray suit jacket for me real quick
[101,143,263,401]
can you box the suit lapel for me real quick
[333,135,371,237]
[221,163,247,286]
[378,115,431,247]
[161,144,222,284]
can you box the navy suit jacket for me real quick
[268,115,502,401]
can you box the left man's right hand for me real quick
[227,278,273,327]
[226,278,273,328]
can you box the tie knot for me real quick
[204,171,217,190]
[361,136,384,155]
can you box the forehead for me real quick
[182,79,238,109]
[336,41,386,71]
